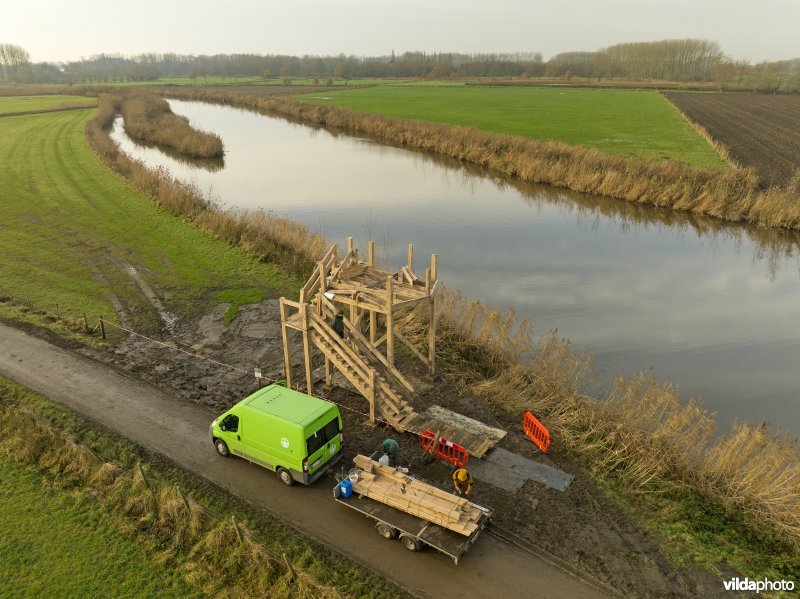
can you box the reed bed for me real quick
[398,285,800,549]
[0,403,339,598]
[160,87,800,232]
[120,92,223,159]
[85,93,325,278]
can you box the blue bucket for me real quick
[339,478,353,498]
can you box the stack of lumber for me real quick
[351,455,486,536]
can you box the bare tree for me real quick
[0,43,31,81]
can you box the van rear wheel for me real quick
[277,467,295,486]
[214,439,230,457]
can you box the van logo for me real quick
[280,437,290,448]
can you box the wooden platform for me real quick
[350,455,488,537]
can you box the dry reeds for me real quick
[120,92,224,159]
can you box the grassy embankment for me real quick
[0,94,97,116]
[0,103,300,337]
[0,377,403,598]
[162,86,800,231]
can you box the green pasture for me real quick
[0,456,199,598]
[0,95,96,115]
[0,106,296,330]
[298,86,727,167]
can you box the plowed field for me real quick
[664,92,800,187]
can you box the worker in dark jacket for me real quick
[331,311,345,339]
[452,468,474,495]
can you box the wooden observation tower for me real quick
[279,237,438,431]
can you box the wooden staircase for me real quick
[307,309,416,431]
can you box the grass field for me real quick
[298,86,727,167]
[0,95,96,115]
[0,106,297,330]
[0,456,199,598]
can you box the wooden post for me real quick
[429,294,436,376]
[369,368,377,424]
[279,299,294,389]
[386,276,394,367]
[369,309,376,344]
[347,236,354,253]
[301,304,313,395]
[407,243,414,271]
[431,253,438,284]
[55,304,60,320]
[318,261,326,295]
[368,240,375,267]
[99,316,106,339]
[424,268,431,294]
[324,356,332,388]
[83,312,90,334]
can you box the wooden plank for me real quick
[386,276,394,367]
[350,456,483,535]
[394,329,430,368]
[279,298,293,389]
[429,290,436,376]
[301,304,313,394]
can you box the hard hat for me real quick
[457,469,469,481]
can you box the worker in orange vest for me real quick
[452,468,474,495]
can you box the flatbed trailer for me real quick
[333,469,492,564]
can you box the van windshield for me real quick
[306,417,340,455]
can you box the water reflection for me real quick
[110,100,800,435]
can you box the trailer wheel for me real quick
[399,534,422,552]
[376,522,398,540]
[277,467,295,486]
[214,439,230,458]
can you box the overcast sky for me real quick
[4,0,798,64]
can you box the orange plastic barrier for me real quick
[420,429,469,468]
[523,412,551,453]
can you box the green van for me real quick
[210,382,343,486]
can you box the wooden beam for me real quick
[407,243,414,271]
[369,369,377,424]
[368,240,375,267]
[347,236,353,253]
[394,328,430,368]
[431,253,438,284]
[386,276,394,367]
[369,310,376,344]
[425,268,431,294]
[429,291,436,376]
[318,261,327,295]
[279,298,293,389]
[301,304,313,394]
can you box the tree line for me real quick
[1,40,797,90]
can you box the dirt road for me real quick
[0,323,611,599]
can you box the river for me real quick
[110,99,800,436]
